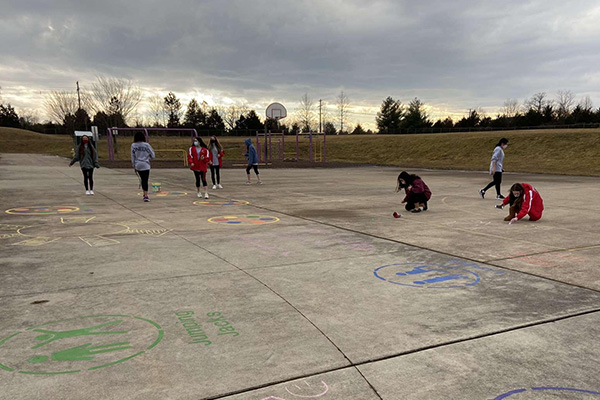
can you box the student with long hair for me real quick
[480,138,509,199]
[131,131,155,202]
[496,182,544,224]
[69,135,99,195]
[188,137,211,198]
[209,136,225,189]
[396,171,432,213]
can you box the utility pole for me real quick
[319,99,322,133]
[76,81,81,110]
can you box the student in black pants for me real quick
[480,138,509,200]
[69,135,99,195]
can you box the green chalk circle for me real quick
[0,314,163,375]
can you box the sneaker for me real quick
[496,194,505,200]
[217,184,223,189]
[393,211,401,218]
[89,190,94,195]
[212,185,217,190]
[143,195,150,202]
[422,203,428,211]
[257,181,263,185]
[197,192,202,198]
[85,190,90,195]
[411,208,422,213]
[245,181,252,185]
[479,189,485,199]
[204,193,209,199]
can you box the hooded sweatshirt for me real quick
[131,142,155,171]
[244,138,258,165]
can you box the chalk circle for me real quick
[193,199,250,206]
[491,387,600,399]
[0,314,163,375]
[374,262,480,289]
[137,191,188,197]
[5,206,80,215]
[208,215,280,225]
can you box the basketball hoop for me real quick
[266,103,287,120]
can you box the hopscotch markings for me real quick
[79,236,121,247]
[118,228,172,236]
[12,237,61,247]
[60,216,96,224]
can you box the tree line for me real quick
[1,79,599,135]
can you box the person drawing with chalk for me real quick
[495,182,544,224]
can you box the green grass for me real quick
[2,127,600,176]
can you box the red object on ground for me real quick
[393,212,401,218]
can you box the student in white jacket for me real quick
[480,138,509,200]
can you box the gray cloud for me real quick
[1,0,600,124]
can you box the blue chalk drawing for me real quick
[491,387,600,399]
[374,262,481,289]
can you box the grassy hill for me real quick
[2,127,600,176]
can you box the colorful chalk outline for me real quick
[208,215,280,225]
[374,262,481,289]
[491,387,600,399]
[193,199,250,206]
[5,206,80,215]
[0,217,171,247]
[0,314,163,375]
[137,191,188,197]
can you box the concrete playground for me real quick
[0,153,599,400]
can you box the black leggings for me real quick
[246,164,259,175]
[82,168,94,190]
[137,170,150,192]
[483,172,503,196]
[210,165,220,185]
[194,170,207,188]
[405,192,429,211]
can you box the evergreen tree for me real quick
[376,97,404,134]
[402,98,432,131]
[0,103,20,128]
[164,92,182,128]
[183,99,207,130]
[206,108,225,131]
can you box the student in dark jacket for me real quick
[396,171,432,213]
[69,135,99,195]
[244,138,262,184]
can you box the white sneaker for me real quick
[212,185,217,190]
[204,193,209,199]
[85,190,91,195]
[197,192,202,198]
[245,181,252,185]
[89,190,94,195]
[217,184,223,189]
[257,181,263,185]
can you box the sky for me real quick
[1,0,600,130]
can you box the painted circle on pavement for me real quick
[208,215,280,225]
[5,206,80,215]
[137,191,188,197]
[0,314,163,375]
[491,387,600,399]
[193,200,250,206]
[374,262,480,289]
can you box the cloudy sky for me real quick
[1,0,599,129]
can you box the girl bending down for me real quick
[497,183,544,224]
[396,171,432,213]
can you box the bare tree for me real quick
[219,104,249,131]
[336,90,350,135]
[88,76,142,124]
[44,90,78,124]
[501,98,520,118]
[148,95,167,127]
[297,93,316,132]
[578,95,594,112]
[524,92,549,113]
[555,90,575,119]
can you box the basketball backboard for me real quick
[266,103,287,120]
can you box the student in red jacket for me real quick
[396,171,432,214]
[187,137,211,199]
[209,136,225,189]
[497,182,544,224]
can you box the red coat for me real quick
[212,149,225,167]
[502,183,544,221]
[402,178,432,203]
[188,146,210,172]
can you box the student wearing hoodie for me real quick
[188,137,211,198]
[497,182,544,224]
[480,138,509,200]
[131,131,155,202]
[209,136,225,189]
[396,171,432,213]
[69,135,100,195]
[244,138,262,184]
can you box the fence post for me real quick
[296,131,299,161]
[323,130,327,162]
[144,128,149,142]
[256,131,261,164]
[268,131,272,163]
[107,128,114,161]
[281,132,285,161]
